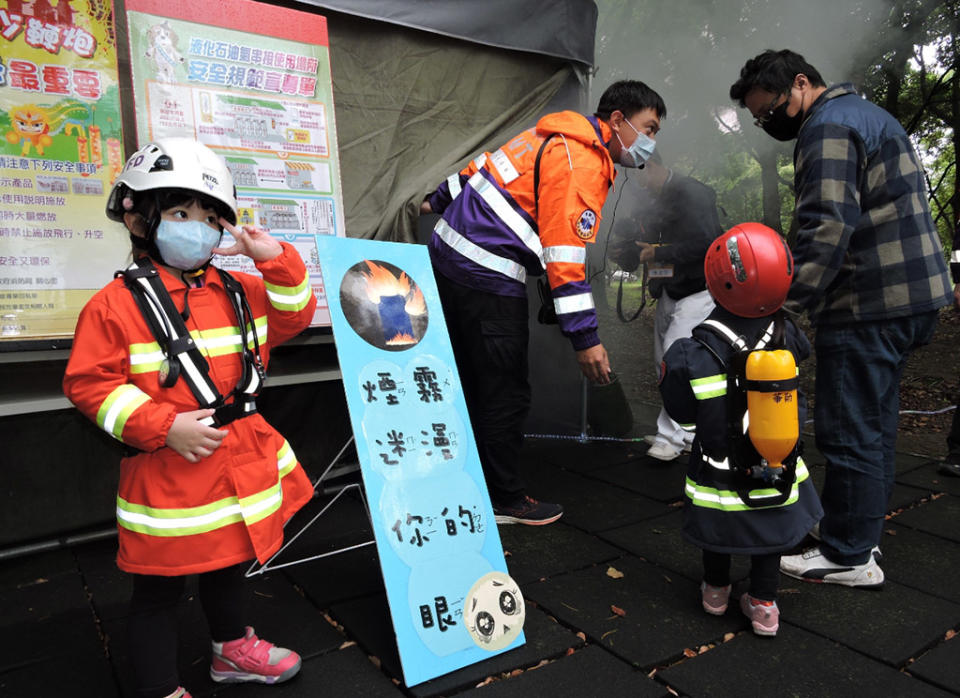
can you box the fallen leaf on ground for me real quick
[610,604,626,617]
[338,641,356,649]
[723,632,735,642]
[606,566,625,579]
[946,629,957,640]
[682,647,696,658]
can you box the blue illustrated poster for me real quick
[314,236,525,686]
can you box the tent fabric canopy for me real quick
[291,1,596,241]
[294,0,597,67]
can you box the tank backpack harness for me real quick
[694,313,800,507]
[118,257,265,428]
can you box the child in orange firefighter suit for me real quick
[63,138,317,697]
[657,223,822,637]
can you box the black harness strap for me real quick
[119,258,262,427]
[693,314,798,508]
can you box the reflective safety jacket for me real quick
[63,243,317,576]
[658,308,823,554]
[427,111,616,351]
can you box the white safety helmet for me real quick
[106,138,238,225]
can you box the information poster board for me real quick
[316,235,525,686]
[125,0,343,325]
[0,0,124,340]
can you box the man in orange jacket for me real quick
[421,80,666,525]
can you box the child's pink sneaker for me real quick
[162,689,190,698]
[700,582,732,615]
[740,593,779,636]
[210,626,301,684]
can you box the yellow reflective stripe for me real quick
[96,384,151,440]
[237,482,283,526]
[684,461,810,511]
[129,341,165,374]
[277,439,297,478]
[116,440,299,537]
[691,374,726,400]
[127,320,268,372]
[264,275,313,312]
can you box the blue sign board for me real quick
[315,236,525,686]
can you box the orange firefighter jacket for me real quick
[63,243,317,576]
[427,111,617,350]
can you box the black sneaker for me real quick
[493,495,563,525]
[938,461,960,477]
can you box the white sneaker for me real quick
[779,546,884,589]
[643,434,692,455]
[809,523,883,562]
[646,441,682,461]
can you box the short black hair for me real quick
[595,80,666,121]
[729,49,826,107]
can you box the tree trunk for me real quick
[759,149,784,236]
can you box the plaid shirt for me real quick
[786,83,951,325]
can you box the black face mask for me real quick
[762,101,804,141]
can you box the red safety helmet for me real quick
[704,222,793,318]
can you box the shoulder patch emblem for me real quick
[576,209,597,239]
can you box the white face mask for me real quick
[615,118,657,168]
[154,219,222,271]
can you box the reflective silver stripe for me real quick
[434,218,527,283]
[467,171,544,266]
[554,292,595,315]
[701,319,748,351]
[704,453,732,470]
[446,154,486,200]
[680,423,696,432]
[952,250,960,264]
[489,148,520,183]
[543,245,586,264]
[447,172,462,199]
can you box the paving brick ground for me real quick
[4,403,960,697]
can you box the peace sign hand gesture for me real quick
[214,218,283,263]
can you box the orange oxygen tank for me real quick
[745,350,798,469]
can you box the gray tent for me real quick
[0,0,599,551]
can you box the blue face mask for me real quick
[154,219,222,271]
[615,119,656,168]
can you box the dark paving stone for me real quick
[330,592,582,696]
[458,644,670,697]
[0,635,118,698]
[499,521,620,586]
[777,578,960,666]
[878,522,960,604]
[658,622,952,698]
[597,511,751,584]
[206,645,401,697]
[285,543,385,608]
[889,482,940,513]
[104,573,342,697]
[893,493,960,543]
[524,555,743,669]
[517,461,671,533]
[520,438,641,474]
[589,458,687,503]
[909,634,960,694]
[0,547,76,590]
[75,537,132,622]
[278,488,386,608]
[898,461,960,496]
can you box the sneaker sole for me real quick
[210,661,301,684]
[702,603,728,616]
[494,512,563,526]
[780,567,885,589]
[751,622,779,637]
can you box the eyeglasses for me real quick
[753,93,786,127]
